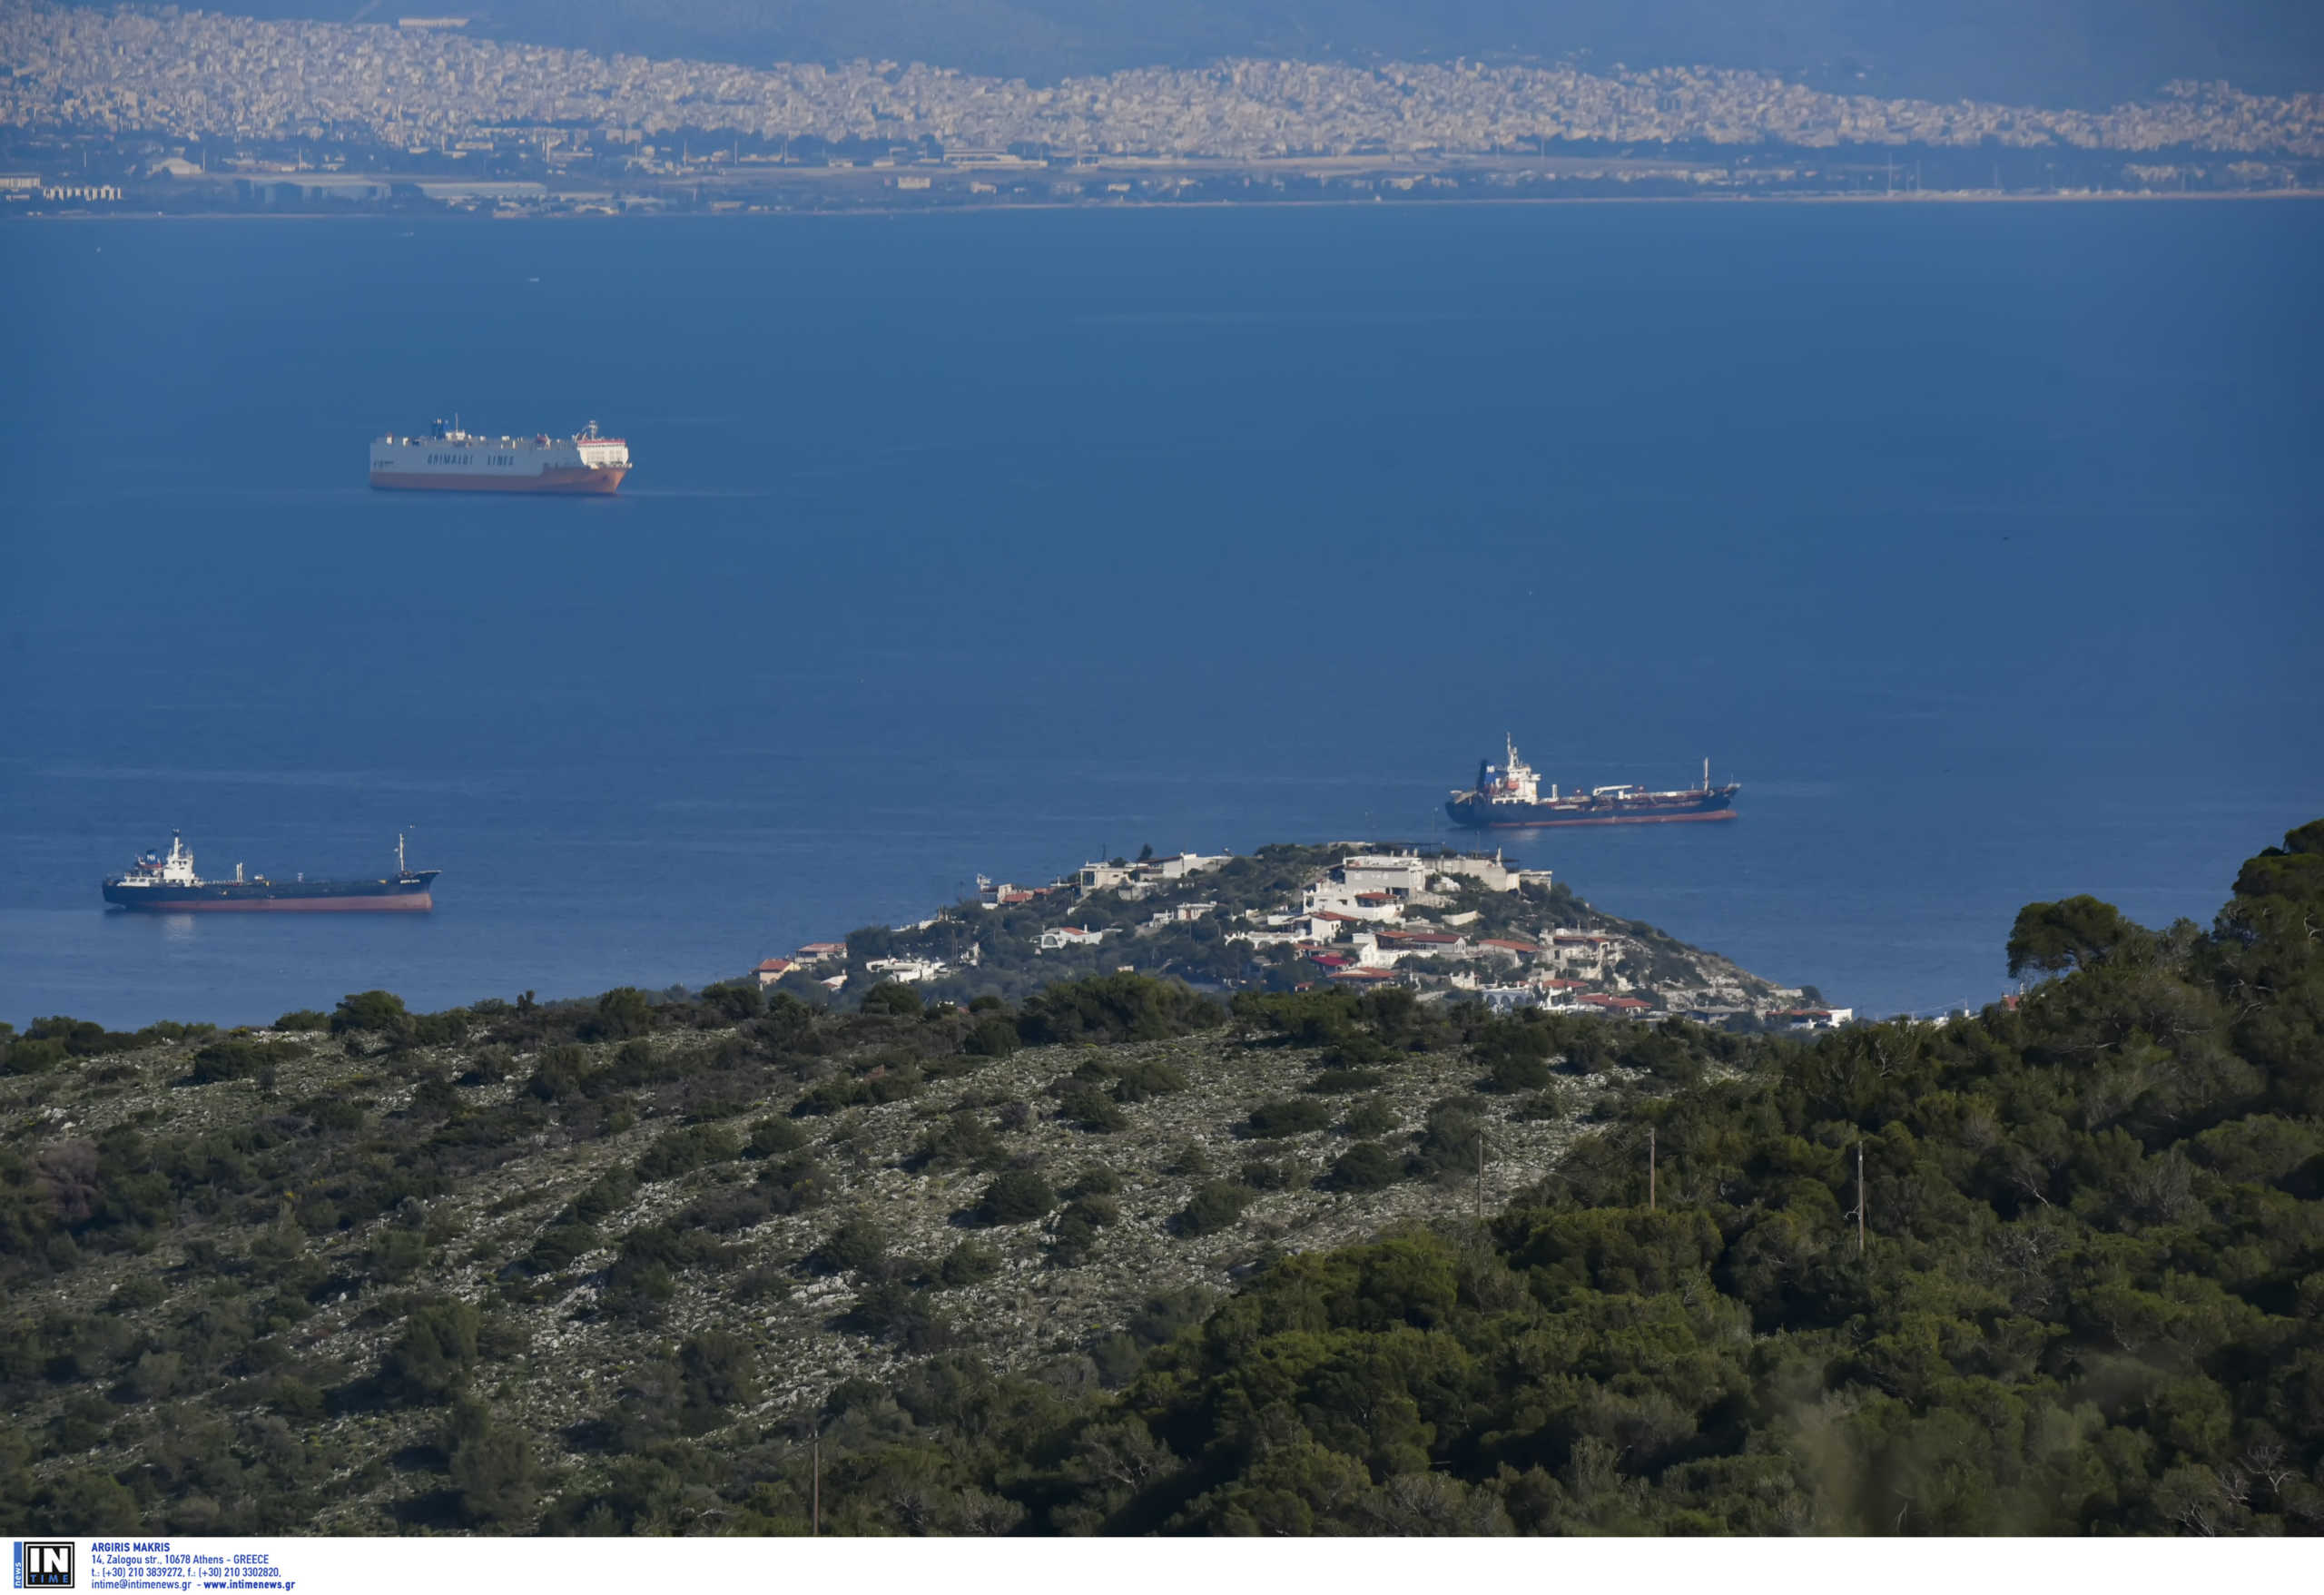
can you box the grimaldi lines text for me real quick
[369,418,629,494]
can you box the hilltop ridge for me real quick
[4,819,2314,1535]
[785,840,1820,1027]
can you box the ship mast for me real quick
[397,832,407,875]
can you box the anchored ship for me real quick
[369,418,629,494]
[102,833,439,912]
[1446,738,1739,829]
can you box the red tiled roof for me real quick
[1480,939,1541,953]
[754,959,793,973]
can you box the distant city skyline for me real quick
[65,0,2324,108]
[6,5,2320,159]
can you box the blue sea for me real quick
[2,202,2318,1029]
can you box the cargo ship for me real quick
[369,418,629,493]
[102,833,439,912]
[1446,739,1739,829]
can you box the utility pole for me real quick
[812,1435,821,1535]
[1648,1127,1657,1212]
[1856,1142,1866,1258]
[1475,1128,1486,1226]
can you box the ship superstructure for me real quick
[1446,738,1739,829]
[102,832,439,911]
[369,418,629,494]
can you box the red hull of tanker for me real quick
[1460,809,1738,829]
[369,468,626,495]
[113,893,435,912]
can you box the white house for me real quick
[1339,854,1432,896]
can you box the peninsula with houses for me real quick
[751,841,1845,1030]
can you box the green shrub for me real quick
[863,1066,923,1105]
[187,1039,295,1085]
[1230,989,1362,1046]
[1238,1157,1302,1192]
[678,1327,760,1419]
[634,1125,742,1183]
[697,981,763,1025]
[1305,1067,1385,1095]
[861,982,922,1018]
[1328,1141,1403,1192]
[745,1117,806,1157]
[365,1226,430,1282]
[382,1298,481,1403]
[1111,1058,1190,1102]
[1049,1193,1120,1264]
[754,1153,828,1215]
[1018,974,1223,1046]
[1174,1180,1256,1236]
[962,1016,1020,1058]
[1246,1098,1334,1137]
[1413,1096,1489,1184]
[794,1077,870,1116]
[841,1280,952,1352]
[519,1222,598,1275]
[526,1045,594,1103]
[4,1037,69,1076]
[1509,1088,1571,1122]
[936,1240,1002,1287]
[1324,1032,1394,1068]
[911,1110,1006,1171]
[272,1009,330,1032]
[581,987,655,1042]
[566,1167,637,1225]
[1486,1051,1554,1093]
[1061,1193,1119,1229]
[978,1169,1057,1225]
[450,1423,540,1530]
[26,1017,136,1057]
[1343,1097,1400,1138]
[1058,1081,1128,1132]
[808,1216,887,1275]
[330,989,409,1036]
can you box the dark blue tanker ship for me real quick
[1447,739,1739,829]
[102,833,438,912]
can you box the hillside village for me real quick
[751,842,1844,1029]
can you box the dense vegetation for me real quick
[1,820,2317,1534]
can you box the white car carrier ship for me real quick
[369,418,630,494]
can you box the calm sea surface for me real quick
[2,203,2318,1028]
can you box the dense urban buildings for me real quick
[6,5,2319,160]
